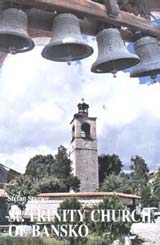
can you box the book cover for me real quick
[0,1,160,245]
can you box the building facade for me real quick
[70,102,99,192]
[9,192,141,220]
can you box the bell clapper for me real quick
[67,56,72,66]
[111,62,117,78]
[112,69,117,78]
[151,74,157,84]
[9,47,17,54]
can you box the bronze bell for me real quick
[0,8,34,54]
[42,13,93,62]
[91,28,140,75]
[130,36,160,81]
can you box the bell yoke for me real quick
[0,8,159,79]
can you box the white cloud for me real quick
[19,102,63,124]
[0,38,160,173]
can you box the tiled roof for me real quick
[37,192,141,199]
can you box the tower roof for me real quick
[77,99,89,117]
[77,102,89,113]
[70,100,96,124]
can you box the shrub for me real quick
[0,237,69,245]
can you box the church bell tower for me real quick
[70,101,99,192]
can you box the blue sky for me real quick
[0,36,160,173]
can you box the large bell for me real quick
[91,28,140,75]
[0,8,34,54]
[130,36,160,81]
[42,13,93,62]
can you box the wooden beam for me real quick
[104,0,119,17]
[146,0,160,11]
[27,9,96,37]
[135,0,150,19]
[29,27,135,42]
[27,8,135,41]
[11,0,160,38]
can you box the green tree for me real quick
[5,175,37,220]
[34,178,67,193]
[59,197,81,210]
[98,154,123,185]
[25,146,72,181]
[100,173,133,194]
[56,198,85,245]
[54,145,71,179]
[25,154,55,181]
[63,176,80,192]
[152,168,160,207]
[34,176,80,193]
[141,185,156,208]
[87,196,130,243]
[130,155,149,195]
[25,146,80,193]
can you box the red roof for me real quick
[37,192,141,199]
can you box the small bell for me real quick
[42,13,93,62]
[130,36,160,81]
[0,8,34,54]
[91,28,140,74]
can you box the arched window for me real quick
[72,125,75,141]
[81,123,90,138]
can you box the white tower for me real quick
[70,101,99,192]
